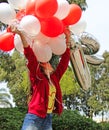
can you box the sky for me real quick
[81,0,109,55]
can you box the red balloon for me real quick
[26,0,36,15]
[16,9,26,21]
[41,16,64,37]
[0,32,15,51]
[62,4,82,25]
[35,0,58,18]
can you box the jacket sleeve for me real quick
[54,48,70,81]
[24,46,39,79]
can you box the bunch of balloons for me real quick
[0,0,82,62]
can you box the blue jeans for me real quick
[21,113,53,130]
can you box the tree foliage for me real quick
[0,50,30,106]
[61,67,80,96]
[77,51,109,120]
[67,0,87,10]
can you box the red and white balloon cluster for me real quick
[0,0,82,62]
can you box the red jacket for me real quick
[24,46,70,118]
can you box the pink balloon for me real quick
[33,32,50,43]
[32,41,52,62]
[54,0,70,20]
[8,0,28,10]
[14,34,24,53]
[20,15,41,37]
[0,3,16,25]
[48,34,66,55]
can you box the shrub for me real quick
[0,108,106,130]
[52,110,102,130]
[0,107,26,130]
[100,122,109,130]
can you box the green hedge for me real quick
[0,107,26,130]
[100,122,109,130]
[0,107,108,130]
[52,110,102,130]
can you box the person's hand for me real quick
[64,26,70,38]
[10,25,22,35]
[10,24,29,47]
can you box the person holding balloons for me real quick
[10,23,71,130]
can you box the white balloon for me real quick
[20,15,41,37]
[8,0,28,9]
[54,0,70,20]
[70,20,87,35]
[48,34,66,55]
[0,3,16,25]
[14,34,24,53]
[33,32,50,43]
[32,41,52,63]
